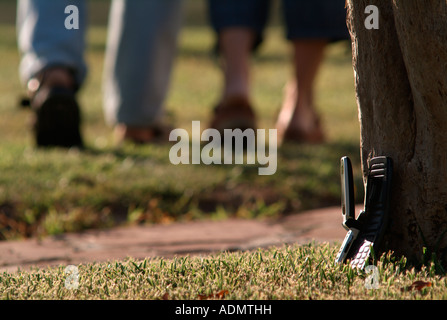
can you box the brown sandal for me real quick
[208,95,257,133]
[279,116,325,144]
[114,122,173,145]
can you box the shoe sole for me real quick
[33,87,83,148]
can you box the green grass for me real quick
[0,20,362,241]
[1,2,445,301]
[1,243,445,300]
[0,1,396,301]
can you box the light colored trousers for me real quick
[17,0,183,127]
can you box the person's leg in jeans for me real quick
[275,0,349,144]
[103,0,183,144]
[17,0,87,86]
[207,0,270,132]
[17,0,87,147]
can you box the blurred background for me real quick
[0,0,363,241]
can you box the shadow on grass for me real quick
[0,139,364,241]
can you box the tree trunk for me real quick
[346,0,447,264]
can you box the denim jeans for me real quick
[208,0,348,46]
[17,0,183,127]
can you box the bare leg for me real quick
[276,39,327,144]
[219,27,255,101]
[209,28,257,131]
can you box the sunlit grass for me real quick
[0,21,361,241]
[1,243,444,300]
[0,23,361,240]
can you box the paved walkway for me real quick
[0,205,362,273]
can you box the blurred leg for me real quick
[207,0,270,131]
[276,0,348,144]
[208,0,270,101]
[17,0,87,87]
[103,0,183,143]
[16,0,86,147]
[219,28,254,101]
[276,40,327,144]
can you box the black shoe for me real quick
[32,86,83,148]
[24,70,84,148]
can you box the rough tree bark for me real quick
[346,0,447,264]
